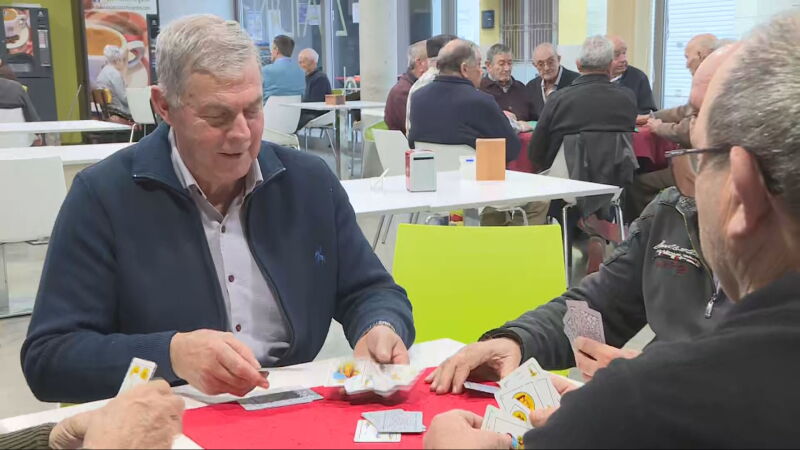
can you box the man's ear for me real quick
[728,146,771,238]
[150,86,172,126]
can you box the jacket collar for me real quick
[306,67,322,79]
[571,73,611,86]
[483,75,517,89]
[131,123,286,194]
[433,74,474,86]
[401,70,418,84]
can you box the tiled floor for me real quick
[0,135,653,420]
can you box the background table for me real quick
[283,101,386,178]
[632,126,681,172]
[0,143,129,187]
[0,339,467,449]
[0,120,131,135]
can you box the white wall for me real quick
[159,0,235,25]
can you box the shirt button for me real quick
[235,324,242,332]
[221,225,227,233]
[228,274,235,283]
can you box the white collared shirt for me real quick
[169,130,290,364]
[541,66,564,104]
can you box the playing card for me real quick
[325,359,370,387]
[354,420,401,443]
[496,375,559,414]
[328,358,422,397]
[500,358,547,389]
[481,405,531,449]
[117,357,157,396]
[563,301,606,345]
[238,387,322,411]
[464,381,500,395]
[508,399,531,424]
[363,409,425,433]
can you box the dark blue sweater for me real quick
[408,75,520,162]
[303,68,332,103]
[21,124,415,403]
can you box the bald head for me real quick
[297,48,319,74]
[437,39,483,87]
[532,43,561,82]
[685,33,719,75]
[606,35,628,77]
[689,43,738,112]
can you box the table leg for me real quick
[0,244,8,317]
[332,110,345,178]
[372,215,386,250]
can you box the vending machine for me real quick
[0,7,57,120]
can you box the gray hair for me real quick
[407,40,427,71]
[436,39,481,74]
[299,48,319,64]
[706,11,800,217]
[103,45,125,64]
[577,35,613,72]
[156,14,261,106]
[486,43,512,65]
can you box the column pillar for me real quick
[358,0,398,102]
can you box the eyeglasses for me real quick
[533,58,557,69]
[665,146,730,197]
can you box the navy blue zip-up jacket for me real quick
[21,124,415,403]
[408,75,520,162]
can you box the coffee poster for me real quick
[82,0,158,90]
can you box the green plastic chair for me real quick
[393,224,567,344]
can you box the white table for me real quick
[283,101,386,178]
[0,339,467,449]
[341,170,621,249]
[0,143,130,187]
[0,120,131,135]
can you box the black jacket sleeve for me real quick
[483,199,657,370]
[528,95,554,170]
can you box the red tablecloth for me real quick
[632,126,680,172]
[507,131,536,173]
[183,368,496,449]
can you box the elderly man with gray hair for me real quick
[528,35,636,172]
[95,44,131,119]
[425,11,800,448]
[384,40,427,134]
[296,47,331,130]
[22,14,415,403]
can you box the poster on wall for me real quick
[81,0,158,94]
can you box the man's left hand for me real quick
[424,410,513,449]
[354,324,409,364]
[574,337,641,381]
[646,117,663,130]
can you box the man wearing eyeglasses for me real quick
[426,11,800,448]
[427,42,735,391]
[525,43,580,121]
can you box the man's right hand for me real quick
[170,329,269,396]
[50,381,184,449]
[425,338,522,395]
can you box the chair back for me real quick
[91,88,111,120]
[414,141,476,172]
[393,224,566,343]
[373,129,409,177]
[264,95,301,134]
[126,87,157,125]
[0,156,66,243]
[0,108,34,148]
[304,111,335,129]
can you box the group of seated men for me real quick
[4,11,800,450]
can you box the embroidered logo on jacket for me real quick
[314,247,326,265]
[653,241,701,269]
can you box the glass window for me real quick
[238,0,325,68]
[327,0,359,89]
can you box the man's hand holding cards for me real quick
[325,358,422,397]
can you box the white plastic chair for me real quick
[126,87,157,143]
[414,141,476,171]
[0,156,66,317]
[0,108,35,148]
[299,111,335,153]
[372,129,409,176]
[263,95,301,149]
